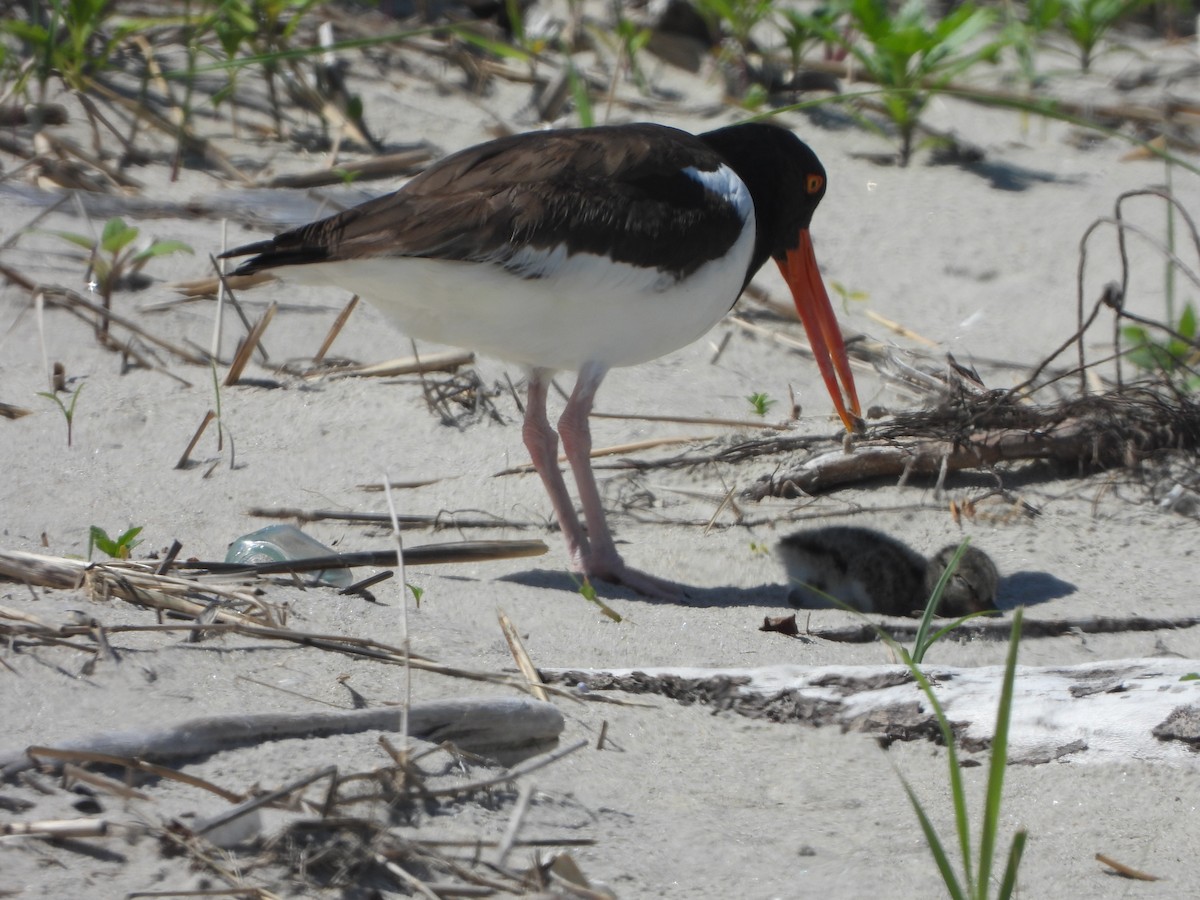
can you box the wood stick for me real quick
[0,262,208,365]
[314,295,359,363]
[498,610,549,702]
[176,409,216,469]
[224,301,276,385]
[329,349,474,378]
[1,697,565,778]
[260,148,434,189]
[496,435,707,475]
[244,505,537,530]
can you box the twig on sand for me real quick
[1,696,565,779]
[749,389,1200,499]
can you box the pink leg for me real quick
[523,369,589,573]
[557,362,686,601]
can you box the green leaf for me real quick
[577,577,622,622]
[44,229,97,251]
[131,239,194,263]
[100,217,139,254]
[88,525,118,559]
[898,773,968,900]
[1178,303,1197,341]
[978,606,1024,893]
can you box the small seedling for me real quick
[37,382,84,447]
[749,541,770,556]
[88,525,143,560]
[577,576,622,622]
[829,280,869,314]
[406,583,424,607]
[46,216,193,338]
[747,391,776,417]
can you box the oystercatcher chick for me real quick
[776,526,999,617]
[223,122,862,600]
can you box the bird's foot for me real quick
[581,555,689,602]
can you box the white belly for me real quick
[284,214,756,372]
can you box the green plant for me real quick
[747,391,776,416]
[1,0,127,96]
[888,607,1027,899]
[829,279,870,314]
[695,0,776,56]
[88,525,143,560]
[37,382,84,447]
[208,0,324,134]
[1121,302,1200,391]
[780,6,847,70]
[1058,0,1149,72]
[46,217,192,338]
[1001,0,1062,88]
[909,540,999,664]
[576,577,622,622]
[824,0,1003,165]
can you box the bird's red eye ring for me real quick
[806,174,824,194]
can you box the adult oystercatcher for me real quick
[223,122,861,599]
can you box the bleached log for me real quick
[548,659,1200,765]
[1,696,563,779]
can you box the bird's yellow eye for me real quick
[806,174,824,195]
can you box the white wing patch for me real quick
[681,164,754,225]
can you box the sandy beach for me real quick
[3,2,1200,896]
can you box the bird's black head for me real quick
[697,122,827,272]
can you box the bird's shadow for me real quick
[996,570,1077,610]
[503,568,1078,611]
[953,157,1079,192]
[500,570,788,608]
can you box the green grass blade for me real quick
[913,539,973,663]
[977,606,1024,896]
[906,661,975,890]
[898,772,968,900]
[926,608,1001,647]
[996,829,1028,900]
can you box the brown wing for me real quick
[224,123,749,282]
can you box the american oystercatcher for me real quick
[223,122,861,599]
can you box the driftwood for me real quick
[546,659,1200,765]
[809,614,1200,643]
[1,696,564,779]
[0,541,548,592]
[750,390,1200,498]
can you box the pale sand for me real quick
[2,9,1200,897]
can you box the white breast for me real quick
[283,165,757,372]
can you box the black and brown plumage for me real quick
[776,526,999,617]
[223,122,861,599]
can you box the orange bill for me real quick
[777,230,862,432]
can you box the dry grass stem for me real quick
[0,262,208,364]
[591,410,778,429]
[1095,853,1161,881]
[176,409,216,469]
[313,295,359,363]
[327,349,475,379]
[224,301,277,386]
[498,609,550,702]
[260,148,434,189]
[244,505,539,531]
